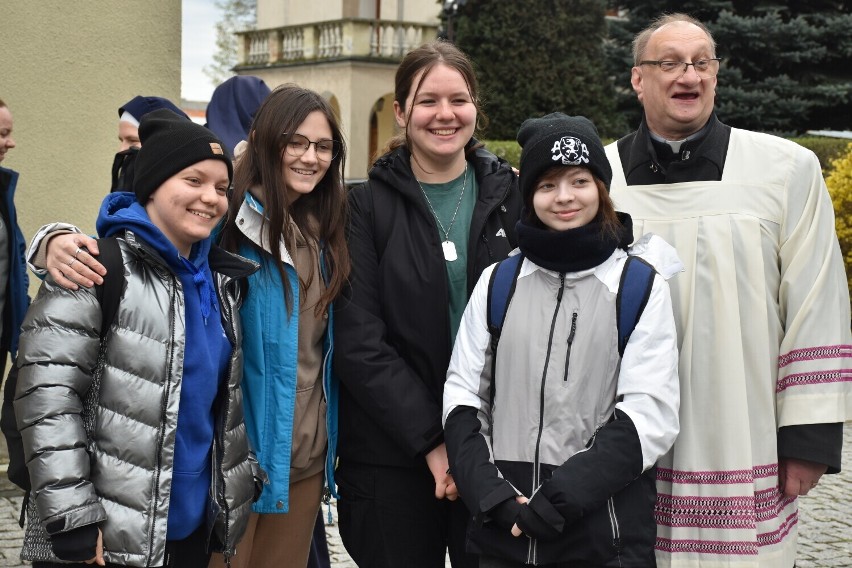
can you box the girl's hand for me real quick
[46,233,105,290]
[83,528,105,566]
[425,443,457,500]
[511,495,529,537]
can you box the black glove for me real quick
[488,497,523,530]
[516,505,562,541]
[50,523,99,561]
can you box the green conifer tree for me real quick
[447,0,624,139]
[204,0,257,86]
[606,1,852,135]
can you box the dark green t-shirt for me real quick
[419,167,479,344]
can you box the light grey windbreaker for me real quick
[444,233,682,468]
[442,234,682,565]
[15,232,262,566]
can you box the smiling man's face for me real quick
[631,21,717,140]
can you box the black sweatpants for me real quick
[336,459,478,568]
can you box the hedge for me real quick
[792,137,850,174]
[482,136,850,175]
[826,142,852,296]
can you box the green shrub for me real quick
[792,137,850,175]
[481,140,521,168]
[826,142,852,296]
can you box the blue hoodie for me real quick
[96,192,231,540]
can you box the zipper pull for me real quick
[563,311,578,382]
[557,273,565,302]
[323,486,333,524]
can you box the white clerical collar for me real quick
[649,121,712,154]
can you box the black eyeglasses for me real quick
[282,133,341,161]
[639,58,722,79]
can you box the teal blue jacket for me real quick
[235,194,338,514]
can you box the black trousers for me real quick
[336,459,478,568]
[33,523,210,568]
[307,509,331,568]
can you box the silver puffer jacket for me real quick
[14,232,262,566]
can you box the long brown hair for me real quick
[384,40,487,157]
[219,84,350,316]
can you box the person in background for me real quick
[0,97,27,381]
[443,113,681,568]
[606,12,852,567]
[0,97,31,491]
[333,40,522,568]
[205,75,271,157]
[15,109,261,567]
[117,95,189,152]
[113,96,190,193]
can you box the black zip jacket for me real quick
[334,140,521,467]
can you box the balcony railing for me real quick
[237,18,440,67]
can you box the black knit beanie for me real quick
[517,113,611,203]
[133,109,233,204]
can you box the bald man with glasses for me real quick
[605,12,851,568]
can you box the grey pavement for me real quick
[2,426,850,567]
[796,423,852,567]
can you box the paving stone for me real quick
[1,425,849,566]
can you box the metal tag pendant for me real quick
[442,240,458,262]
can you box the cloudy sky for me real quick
[181,0,220,102]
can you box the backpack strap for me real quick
[486,253,524,353]
[616,256,656,358]
[94,236,124,338]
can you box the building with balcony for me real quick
[3,1,182,298]
[235,0,441,180]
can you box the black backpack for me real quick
[1,237,124,523]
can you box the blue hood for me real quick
[96,192,217,320]
[205,75,271,156]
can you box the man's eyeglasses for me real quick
[639,58,722,79]
[283,133,341,161]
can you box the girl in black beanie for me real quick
[443,113,683,567]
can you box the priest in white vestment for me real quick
[606,13,852,568]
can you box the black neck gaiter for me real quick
[516,212,634,273]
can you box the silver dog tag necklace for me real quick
[417,163,468,262]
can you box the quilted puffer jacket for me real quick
[14,231,262,566]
